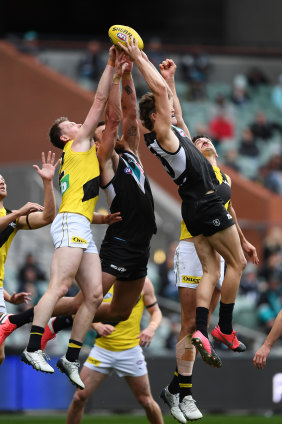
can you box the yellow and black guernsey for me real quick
[0,207,17,287]
[180,165,231,240]
[58,140,100,222]
[94,286,144,352]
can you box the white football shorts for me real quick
[51,212,98,254]
[174,240,225,290]
[0,287,6,313]
[84,344,148,377]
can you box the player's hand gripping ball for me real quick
[108,25,144,50]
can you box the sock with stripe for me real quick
[168,367,179,394]
[195,307,209,338]
[66,339,83,362]
[27,325,44,352]
[9,308,34,327]
[218,302,234,335]
[178,373,192,401]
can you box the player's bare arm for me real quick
[120,55,140,156]
[253,309,282,370]
[3,289,32,305]
[138,278,162,348]
[97,48,124,185]
[17,152,59,230]
[159,58,191,138]
[72,47,116,152]
[119,37,179,153]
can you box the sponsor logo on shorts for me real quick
[9,222,16,229]
[227,213,232,220]
[110,264,126,272]
[136,360,143,365]
[104,292,113,300]
[213,219,220,226]
[117,32,127,41]
[87,357,101,366]
[182,275,200,284]
[124,167,132,174]
[71,236,87,244]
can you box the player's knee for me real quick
[89,292,103,309]
[72,389,88,406]
[137,393,153,410]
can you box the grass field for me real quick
[1,414,282,423]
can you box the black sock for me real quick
[66,339,83,362]
[195,307,209,338]
[218,302,234,334]
[52,316,73,333]
[27,325,44,352]
[178,373,192,401]
[9,308,34,327]
[168,367,179,394]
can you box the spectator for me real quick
[158,241,179,301]
[223,149,240,172]
[250,111,282,141]
[262,227,282,261]
[247,67,269,89]
[238,128,259,157]
[209,92,236,121]
[259,251,282,283]
[239,262,260,304]
[165,314,181,350]
[17,30,41,57]
[146,37,164,68]
[208,111,235,146]
[17,253,46,308]
[179,50,210,101]
[257,272,282,333]
[77,40,105,91]
[263,154,282,194]
[271,74,282,111]
[230,74,250,106]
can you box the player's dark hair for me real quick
[93,121,106,142]
[139,92,156,131]
[192,135,213,144]
[49,117,69,149]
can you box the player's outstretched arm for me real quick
[98,48,123,169]
[92,211,122,225]
[4,289,32,305]
[73,47,116,151]
[159,58,191,138]
[253,309,282,370]
[120,56,140,156]
[17,151,59,230]
[137,277,162,348]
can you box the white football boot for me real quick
[160,386,186,423]
[179,395,203,421]
[21,349,54,373]
[56,355,85,390]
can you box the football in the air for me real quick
[108,25,144,50]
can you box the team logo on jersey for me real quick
[124,167,132,174]
[9,222,16,229]
[227,213,232,219]
[60,173,70,195]
[213,219,221,226]
[71,236,87,244]
[173,125,187,138]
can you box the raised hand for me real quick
[159,59,177,81]
[118,36,142,63]
[33,151,60,181]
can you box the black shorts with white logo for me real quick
[182,192,235,237]
[99,237,150,281]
